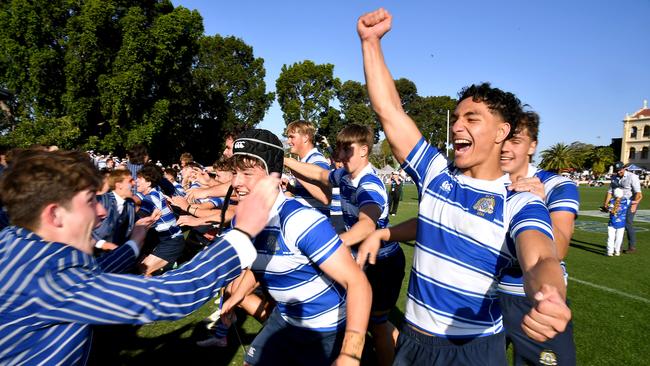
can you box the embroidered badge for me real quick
[473,195,495,216]
[539,349,558,366]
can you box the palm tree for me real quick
[539,143,579,172]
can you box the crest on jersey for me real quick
[234,140,246,149]
[473,195,495,216]
[539,350,558,366]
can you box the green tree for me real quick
[0,1,272,163]
[394,78,418,109]
[317,106,343,154]
[539,143,580,172]
[276,60,340,126]
[337,80,378,141]
[182,35,274,163]
[586,146,616,176]
[408,95,456,148]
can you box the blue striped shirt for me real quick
[242,193,346,331]
[139,188,183,240]
[293,148,331,216]
[172,182,186,197]
[498,165,579,296]
[401,138,553,338]
[0,226,247,365]
[330,187,342,216]
[329,164,400,260]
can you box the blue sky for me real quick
[172,0,650,156]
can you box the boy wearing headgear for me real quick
[225,129,371,366]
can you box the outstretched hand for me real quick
[357,8,392,41]
[522,284,571,342]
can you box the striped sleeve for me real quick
[138,195,156,216]
[284,207,342,266]
[543,176,579,215]
[401,137,448,193]
[95,243,137,273]
[508,193,554,241]
[313,160,330,170]
[356,176,386,210]
[33,236,243,325]
[328,168,346,188]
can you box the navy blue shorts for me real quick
[151,235,185,263]
[499,292,576,366]
[393,325,507,366]
[365,246,405,314]
[245,308,343,366]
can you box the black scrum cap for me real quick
[232,129,284,174]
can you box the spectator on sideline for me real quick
[606,188,630,257]
[602,161,643,254]
[388,171,402,216]
[0,149,279,365]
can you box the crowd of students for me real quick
[0,8,587,366]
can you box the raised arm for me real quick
[358,8,422,163]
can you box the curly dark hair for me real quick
[458,83,524,138]
[137,164,162,187]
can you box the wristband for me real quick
[232,227,253,241]
[341,330,365,360]
[340,352,361,362]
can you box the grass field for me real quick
[90,185,650,366]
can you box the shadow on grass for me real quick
[569,238,606,256]
[88,309,258,366]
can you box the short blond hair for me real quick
[286,120,316,144]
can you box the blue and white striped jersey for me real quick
[172,181,186,197]
[330,187,343,216]
[401,138,553,338]
[139,188,183,240]
[329,164,400,260]
[0,226,247,365]
[293,148,331,216]
[244,193,346,332]
[498,164,579,296]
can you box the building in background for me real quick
[621,100,650,169]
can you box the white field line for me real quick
[569,277,650,304]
